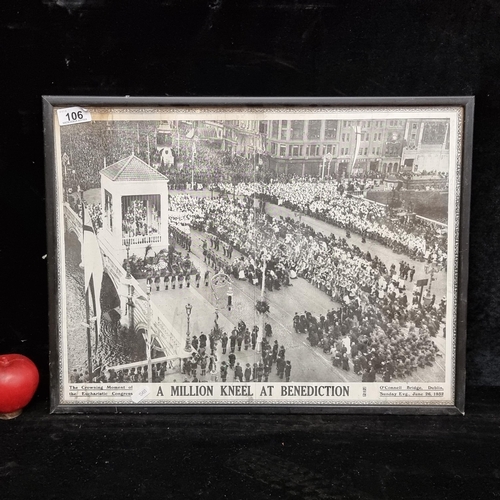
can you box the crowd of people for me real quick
[168,191,446,382]
[169,192,443,302]
[61,121,157,192]
[217,179,447,264]
[83,318,293,384]
[68,183,446,383]
[293,290,445,382]
[154,138,264,189]
[178,319,292,383]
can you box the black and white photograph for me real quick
[45,99,470,412]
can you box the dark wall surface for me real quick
[1,0,499,389]
[1,2,500,498]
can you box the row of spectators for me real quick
[294,287,445,382]
[169,193,444,305]
[216,179,447,264]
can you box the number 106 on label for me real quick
[57,107,91,126]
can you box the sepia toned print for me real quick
[44,98,471,413]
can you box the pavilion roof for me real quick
[100,154,167,182]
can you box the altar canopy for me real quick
[100,154,169,257]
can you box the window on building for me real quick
[271,121,279,139]
[271,143,277,155]
[291,120,304,141]
[342,133,346,142]
[364,147,368,155]
[324,144,336,155]
[346,134,350,142]
[259,121,268,134]
[345,147,349,155]
[308,120,321,140]
[280,121,289,140]
[104,190,113,231]
[279,145,287,157]
[340,148,344,155]
[291,145,301,156]
[324,120,338,139]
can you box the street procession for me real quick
[59,110,453,397]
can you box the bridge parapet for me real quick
[64,202,83,240]
[63,203,184,359]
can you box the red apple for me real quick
[0,354,39,418]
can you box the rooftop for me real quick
[100,155,168,182]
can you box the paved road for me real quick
[138,233,357,383]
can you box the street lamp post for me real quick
[146,289,152,383]
[257,252,269,353]
[185,303,193,352]
[125,240,135,327]
[125,240,132,279]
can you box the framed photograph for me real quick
[44,96,472,414]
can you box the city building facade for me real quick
[262,118,450,178]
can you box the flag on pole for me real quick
[352,125,362,172]
[82,204,104,337]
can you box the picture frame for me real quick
[43,96,473,414]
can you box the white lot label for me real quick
[57,107,91,126]
[131,386,151,403]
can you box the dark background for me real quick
[1,1,500,498]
